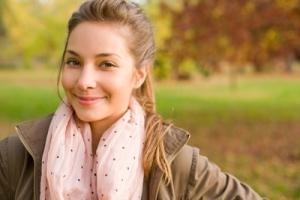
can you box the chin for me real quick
[75,112,103,122]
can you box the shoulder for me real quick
[164,124,194,170]
[170,143,195,172]
[167,129,265,199]
[0,134,27,161]
[0,134,28,174]
[0,134,29,197]
[0,134,31,171]
[168,143,196,191]
[170,143,215,188]
[169,143,201,190]
[164,125,214,178]
[0,113,54,175]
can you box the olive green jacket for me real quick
[0,114,264,199]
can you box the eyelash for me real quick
[65,59,116,69]
[65,59,80,67]
[101,62,116,68]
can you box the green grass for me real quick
[156,77,300,125]
[0,84,60,121]
[2,76,300,126]
[1,69,300,199]
[1,70,300,123]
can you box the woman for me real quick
[0,0,265,199]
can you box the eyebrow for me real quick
[66,50,121,58]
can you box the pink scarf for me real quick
[40,98,145,200]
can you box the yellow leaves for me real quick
[261,29,281,51]
[161,0,184,12]
[4,1,28,37]
[154,15,172,49]
[145,2,173,49]
[216,35,235,59]
[184,29,195,41]
[275,0,299,11]
[2,0,82,66]
[178,58,199,79]
[243,1,256,16]
[218,35,230,49]
[212,5,224,19]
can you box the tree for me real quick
[3,0,82,68]
[156,0,300,78]
[0,0,8,37]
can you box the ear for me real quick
[133,63,149,89]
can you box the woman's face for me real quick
[61,22,146,123]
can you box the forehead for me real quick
[67,22,132,58]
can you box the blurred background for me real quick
[0,0,300,199]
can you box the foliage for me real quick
[177,58,199,79]
[2,0,81,68]
[144,1,174,79]
[157,0,300,76]
[1,0,300,79]
[153,54,172,80]
[0,0,7,37]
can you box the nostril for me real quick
[77,77,96,90]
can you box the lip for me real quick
[74,94,106,106]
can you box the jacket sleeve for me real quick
[186,147,266,200]
[0,137,12,199]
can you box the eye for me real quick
[100,61,116,69]
[65,58,81,67]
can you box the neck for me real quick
[89,110,128,154]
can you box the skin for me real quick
[61,22,147,154]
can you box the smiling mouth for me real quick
[74,94,107,105]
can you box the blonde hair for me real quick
[57,0,173,183]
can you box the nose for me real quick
[77,65,97,91]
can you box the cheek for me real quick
[61,70,76,91]
[101,76,134,104]
[108,72,135,93]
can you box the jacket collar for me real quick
[15,114,190,200]
[148,124,190,199]
[15,114,54,163]
[15,113,54,200]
